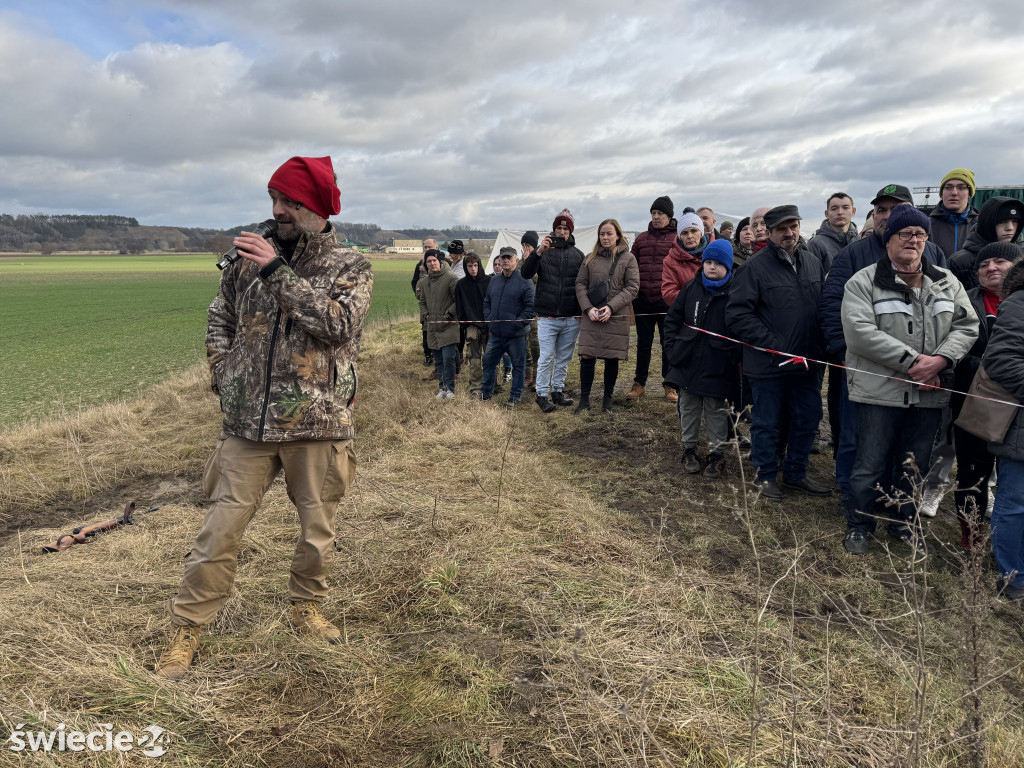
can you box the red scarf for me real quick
[983,289,1002,318]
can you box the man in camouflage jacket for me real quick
[157,156,373,680]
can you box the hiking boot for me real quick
[663,385,678,403]
[422,353,434,367]
[291,601,341,644]
[756,480,783,502]
[843,529,871,556]
[504,398,520,408]
[703,452,724,479]
[997,579,1024,604]
[155,625,202,680]
[626,382,645,399]
[574,397,591,414]
[781,476,832,496]
[536,395,556,413]
[682,448,702,474]
[551,391,574,407]
[602,395,615,412]
[477,392,492,401]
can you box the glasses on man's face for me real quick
[944,184,969,193]
[896,230,929,242]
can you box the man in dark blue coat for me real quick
[819,184,947,511]
[480,247,535,407]
[726,205,831,501]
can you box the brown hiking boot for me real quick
[155,625,201,680]
[626,382,645,399]
[663,385,678,403]
[291,601,342,644]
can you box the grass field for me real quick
[0,253,420,428]
[1,322,1022,766]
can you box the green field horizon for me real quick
[0,252,421,429]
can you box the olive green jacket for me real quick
[207,226,373,442]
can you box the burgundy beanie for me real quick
[553,208,575,233]
[268,156,340,219]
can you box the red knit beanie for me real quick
[552,208,575,233]
[268,156,340,219]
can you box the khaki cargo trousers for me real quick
[170,435,355,627]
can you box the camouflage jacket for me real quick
[207,226,373,442]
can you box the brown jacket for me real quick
[416,263,461,349]
[207,226,373,442]
[575,244,640,359]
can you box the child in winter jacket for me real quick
[664,239,741,478]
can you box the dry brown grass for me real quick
[1,321,1024,766]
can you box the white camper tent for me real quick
[486,228,639,274]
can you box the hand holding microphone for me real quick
[216,219,279,270]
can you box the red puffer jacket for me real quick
[661,239,702,307]
[630,220,677,303]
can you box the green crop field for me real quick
[0,253,419,429]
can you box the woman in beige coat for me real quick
[574,219,640,412]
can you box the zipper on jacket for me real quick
[257,309,283,440]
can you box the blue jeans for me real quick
[749,372,822,483]
[848,403,942,536]
[432,344,457,393]
[836,373,857,500]
[535,317,580,396]
[992,457,1024,589]
[481,335,527,400]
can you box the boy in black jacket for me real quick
[664,239,740,478]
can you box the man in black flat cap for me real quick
[726,205,830,501]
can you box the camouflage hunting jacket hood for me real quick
[206,225,373,442]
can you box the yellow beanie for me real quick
[941,168,976,197]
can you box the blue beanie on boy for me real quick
[702,239,734,272]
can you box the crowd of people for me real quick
[413,169,1024,605]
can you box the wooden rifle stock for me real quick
[42,502,136,553]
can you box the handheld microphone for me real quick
[216,219,279,270]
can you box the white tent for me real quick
[486,228,638,274]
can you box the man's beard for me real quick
[276,215,320,242]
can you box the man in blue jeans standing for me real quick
[521,208,584,412]
[480,247,535,407]
[726,205,831,501]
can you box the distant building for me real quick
[385,238,424,255]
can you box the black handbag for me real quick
[587,250,624,308]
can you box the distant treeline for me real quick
[0,213,497,254]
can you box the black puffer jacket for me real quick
[455,270,491,328]
[664,277,740,399]
[520,234,584,317]
[947,197,1024,289]
[725,240,825,378]
[982,261,1024,460]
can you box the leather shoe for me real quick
[782,476,832,496]
[551,391,574,407]
[843,529,871,555]
[756,480,783,501]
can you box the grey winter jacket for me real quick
[806,219,858,273]
[841,256,978,409]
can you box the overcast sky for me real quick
[1,0,1022,233]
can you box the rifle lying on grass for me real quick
[42,502,140,553]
